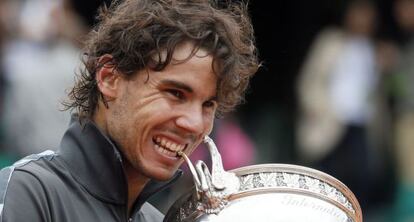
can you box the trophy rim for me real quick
[230,163,363,222]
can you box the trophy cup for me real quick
[164,136,363,222]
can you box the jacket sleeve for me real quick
[0,169,51,222]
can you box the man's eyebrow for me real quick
[160,79,193,93]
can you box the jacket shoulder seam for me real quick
[0,150,57,221]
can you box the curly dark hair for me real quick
[64,0,260,119]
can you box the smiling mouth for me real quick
[152,136,188,158]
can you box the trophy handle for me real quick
[178,136,240,214]
[178,150,202,191]
[203,136,237,190]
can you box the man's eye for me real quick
[203,100,217,108]
[166,89,184,99]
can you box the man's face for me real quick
[106,43,218,181]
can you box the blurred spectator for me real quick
[0,0,7,131]
[390,0,414,221]
[296,0,388,211]
[0,0,97,156]
[0,0,20,167]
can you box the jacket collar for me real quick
[58,115,182,208]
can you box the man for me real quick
[0,0,259,221]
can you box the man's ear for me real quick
[96,54,120,99]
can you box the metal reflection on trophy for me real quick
[164,136,363,222]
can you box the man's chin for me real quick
[146,169,178,181]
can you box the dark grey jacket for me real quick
[0,117,181,222]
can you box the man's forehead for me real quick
[172,42,209,60]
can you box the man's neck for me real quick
[123,161,150,215]
[92,107,150,214]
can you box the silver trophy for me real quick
[164,136,363,222]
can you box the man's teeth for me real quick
[154,136,185,152]
[155,144,177,157]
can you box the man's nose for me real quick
[175,105,205,134]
